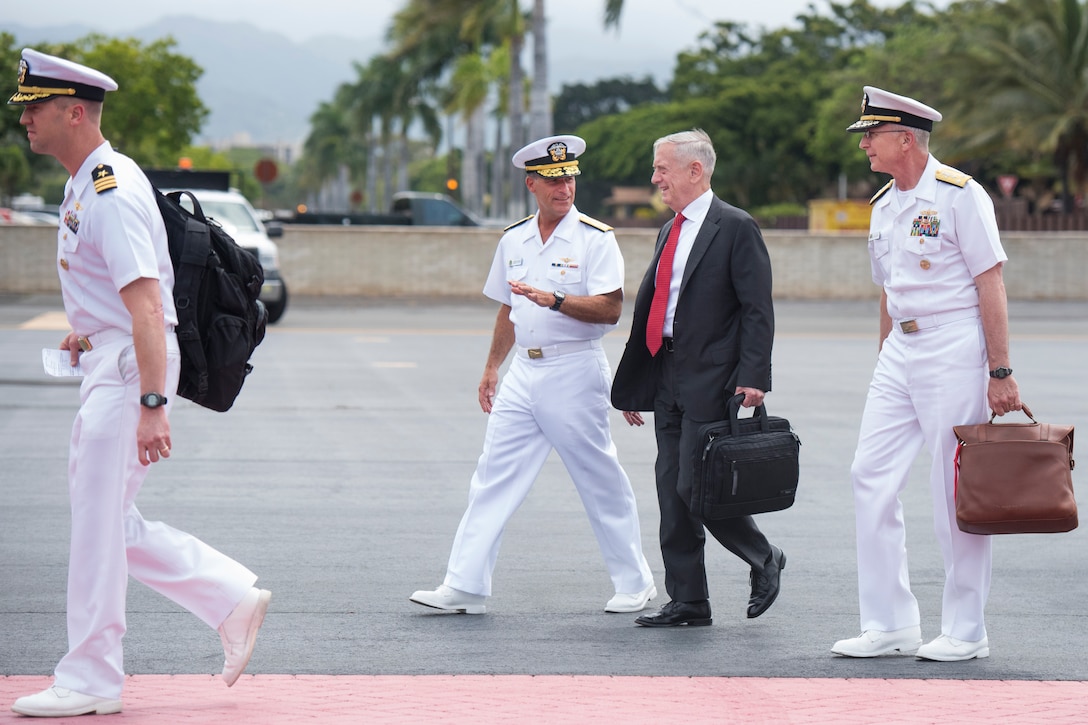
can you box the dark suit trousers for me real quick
[652,350,773,602]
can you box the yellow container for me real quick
[807,199,872,231]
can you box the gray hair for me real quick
[654,128,716,180]
[885,123,930,152]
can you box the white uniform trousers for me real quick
[849,317,992,642]
[444,346,652,597]
[53,334,256,700]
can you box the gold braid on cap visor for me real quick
[860,114,902,123]
[525,160,580,177]
[10,86,77,103]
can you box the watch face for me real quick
[141,393,166,407]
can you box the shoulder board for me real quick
[870,180,893,205]
[91,164,118,194]
[578,213,613,232]
[503,214,534,232]
[936,165,972,188]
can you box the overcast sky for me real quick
[1,0,947,88]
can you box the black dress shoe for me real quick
[747,546,786,619]
[635,599,712,627]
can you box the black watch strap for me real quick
[140,392,168,408]
[989,367,1013,379]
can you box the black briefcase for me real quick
[691,394,800,519]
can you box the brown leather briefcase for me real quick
[953,403,1077,534]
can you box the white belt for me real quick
[76,328,130,352]
[896,306,980,334]
[76,326,175,351]
[517,339,601,360]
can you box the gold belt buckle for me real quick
[527,348,543,359]
[77,336,93,352]
[900,320,919,334]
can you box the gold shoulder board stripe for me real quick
[504,214,535,231]
[870,180,893,205]
[92,164,117,194]
[578,214,613,232]
[936,166,971,188]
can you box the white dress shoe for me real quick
[409,584,486,614]
[831,625,923,657]
[916,634,990,661]
[11,686,122,717]
[218,587,272,687]
[605,583,658,613]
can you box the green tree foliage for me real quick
[0,33,30,201]
[660,2,938,207]
[3,34,207,198]
[938,0,1088,210]
[71,35,208,166]
[553,76,667,133]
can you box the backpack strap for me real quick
[168,191,214,398]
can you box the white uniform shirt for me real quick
[483,205,624,348]
[868,154,1006,321]
[57,141,177,335]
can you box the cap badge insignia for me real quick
[547,142,568,162]
[17,59,27,85]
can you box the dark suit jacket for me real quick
[612,194,774,421]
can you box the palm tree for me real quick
[385,0,628,215]
[946,0,1088,211]
[299,86,369,212]
[446,52,492,215]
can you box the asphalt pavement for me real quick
[1,294,1086,686]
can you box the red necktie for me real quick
[646,213,684,356]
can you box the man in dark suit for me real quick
[612,128,785,627]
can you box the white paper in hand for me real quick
[42,348,84,377]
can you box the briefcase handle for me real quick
[988,403,1035,424]
[728,392,770,434]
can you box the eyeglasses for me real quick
[861,129,906,141]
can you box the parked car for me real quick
[284,191,499,227]
[145,170,289,323]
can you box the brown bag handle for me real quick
[989,402,1035,424]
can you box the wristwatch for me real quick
[550,290,566,311]
[989,367,1013,379]
[140,392,168,408]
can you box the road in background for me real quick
[2,295,1086,682]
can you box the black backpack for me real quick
[154,188,268,412]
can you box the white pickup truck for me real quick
[146,170,289,323]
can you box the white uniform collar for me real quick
[520,204,580,247]
[873,154,940,212]
[66,140,113,197]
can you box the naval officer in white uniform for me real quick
[831,87,1021,662]
[410,135,656,615]
[9,49,270,718]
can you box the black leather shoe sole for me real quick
[635,615,713,628]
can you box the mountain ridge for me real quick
[4,17,379,146]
